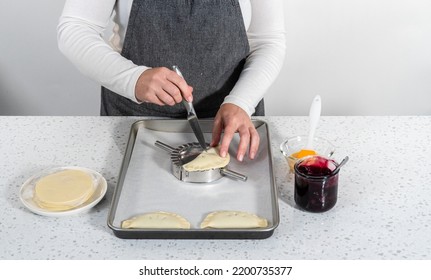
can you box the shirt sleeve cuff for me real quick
[222,96,255,117]
[124,66,149,104]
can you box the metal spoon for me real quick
[333,156,349,174]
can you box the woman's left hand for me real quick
[211,103,260,162]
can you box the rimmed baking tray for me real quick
[107,119,279,239]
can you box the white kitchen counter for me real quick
[1,116,430,260]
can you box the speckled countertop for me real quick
[1,116,430,260]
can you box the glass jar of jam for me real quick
[294,155,340,212]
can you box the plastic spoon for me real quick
[295,95,321,158]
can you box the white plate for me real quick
[19,166,107,217]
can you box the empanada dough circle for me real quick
[182,146,230,172]
[121,211,191,229]
[200,211,268,229]
[34,169,95,211]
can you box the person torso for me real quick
[101,0,251,117]
[109,0,251,52]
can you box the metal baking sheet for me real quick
[107,119,279,239]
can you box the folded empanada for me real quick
[200,211,268,229]
[182,146,230,172]
[121,211,191,229]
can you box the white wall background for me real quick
[1,0,430,116]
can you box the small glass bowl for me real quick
[280,136,335,172]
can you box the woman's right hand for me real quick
[135,67,193,105]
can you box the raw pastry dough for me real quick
[182,146,230,172]
[121,211,191,229]
[200,211,268,229]
[34,169,95,211]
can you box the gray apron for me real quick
[101,0,264,117]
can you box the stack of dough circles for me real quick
[200,211,268,229]
[33,169,96,211]
[182,145,230,172]
[121,211,191,229]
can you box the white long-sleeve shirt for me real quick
[57,0,286,116]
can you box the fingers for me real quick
[222,122,259,161]
[248,127,260,160]
[211,104,260,161]
[167,72,193,103]
[219,124,236,159]
[135,67,193,105]
[211,117,223,148]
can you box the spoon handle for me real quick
[333,156,349,174]
[306,95,321,149]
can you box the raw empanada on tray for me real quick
[200,211,268,229]
[122,211,191,229]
